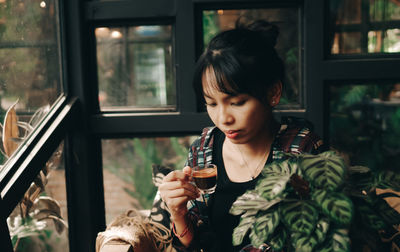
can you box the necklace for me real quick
[235,144,269,180]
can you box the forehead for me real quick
[201,67,236,97]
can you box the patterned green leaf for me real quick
[318,228,350,252]
[257,160,298,200]
[357,202,387,230]
[300,151,345,191]
[253,209,280,240]
[313,190,353,225]
[314,218,330,243]
[256,174,291,200]
[232,215,255,246]
[291,232,318,252]
[249,225,268,248]
[281,201,318,235]
[262,158,299,176]
[268,225,286,251]
[230,190,282,216]
[376,170,400,191]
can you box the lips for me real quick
[225,130,240,139]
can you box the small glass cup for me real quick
[191,163,217,194]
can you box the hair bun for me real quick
[236,19,280,47]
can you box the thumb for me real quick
[182,166,192,176]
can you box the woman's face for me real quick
[202,70,274,145]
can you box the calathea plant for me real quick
[230,151,400,251]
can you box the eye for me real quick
[231,100,246,106]
[205,102,217,107]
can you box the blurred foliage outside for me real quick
[102,136,196,210]
[330,82,400,172]
[0,0,62,165]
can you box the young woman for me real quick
[157,20,325,251]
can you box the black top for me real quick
[208,129,273,251]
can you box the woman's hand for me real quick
[159,166,199,220]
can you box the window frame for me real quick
[1,0,400,251]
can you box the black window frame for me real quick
[1,0,400,251]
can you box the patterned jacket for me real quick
[150,117,325,252]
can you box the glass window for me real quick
[95,25,175,111]
[329,0,400,55]
[329,81,400,171]
[7,142,69,251]
[101,136,196,224]
[202,8,301,107]
[0,0,63,166]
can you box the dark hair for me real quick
[193,20,285,106]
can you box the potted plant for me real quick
[230,151,400,251]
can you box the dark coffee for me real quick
[192,168,217,190]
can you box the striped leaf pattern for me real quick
[268,225,287,251]
[249,225,268,248]
[253,209,280,240]
[230,190,282,216]
[318,228,350,252]
[313,190,353,225]
[357,203,387,230]
[314,218,330,243]
[300,152,345,191]
[257,160,298,200]
[291,232,318,252]
[376,170,400,191]
[232,215,256,246]
[281,201,318,235]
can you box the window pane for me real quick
[102,136,196,224]
[370,0,400,22]
[202,8,301,107]
[331,32,362,54]
[368,29,400,53]
[7,142,69,251]
[329,0,400,55]
[329,81,400,171]
[0,0,63,166]
[95,25,175,111]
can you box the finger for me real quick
[182,166,192,176]
[163,170,190,182]
[160,180,199,196]
[164,185,199,200]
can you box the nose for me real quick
[218,106,234,125]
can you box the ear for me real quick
[269,81,282,107]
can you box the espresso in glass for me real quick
[192,164,217,194]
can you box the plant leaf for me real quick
[232,215,255,246]
[230,190,281,216]
[376,170,400,192]
[280,200,318,235]
[257,160,298,200]
[356,201,387,230]
[315,218,330,243]
[249,225,268,248]
[34,196,62,218]
[300,151,345,191]
[331,228,351,252]
[2,101,20,156]
[256,174,291,200]
[313,190,353,225]
[291,232,318,252]
[268,225,287,251]
[253,209,280,241]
